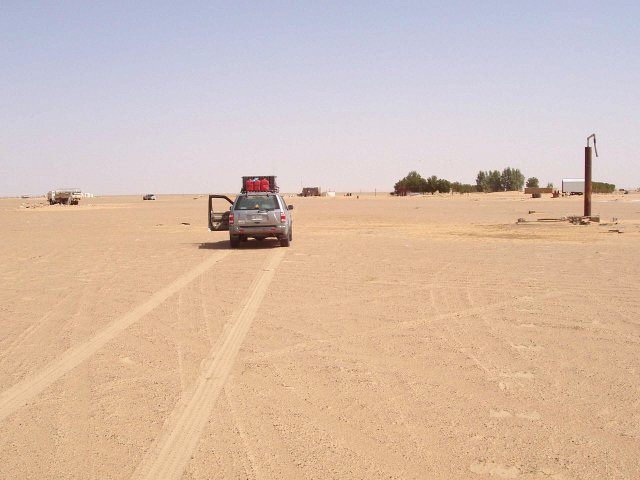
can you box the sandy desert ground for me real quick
[0,191,639,480]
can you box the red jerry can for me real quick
[261,178,270,191]
[245,179,254,192]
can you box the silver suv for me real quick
[208,192,293,248]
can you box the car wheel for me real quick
[230,235,240,248]
[288,227,292,241]
[279,235,290,247]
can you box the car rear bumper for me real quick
[230,224,288,237]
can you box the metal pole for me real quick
[584,146,592,217]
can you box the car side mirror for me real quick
[288,205,294,210]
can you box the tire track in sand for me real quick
[0,290,75,368]
[0,251,229,423]
[132,248,286,480]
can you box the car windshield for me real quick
[235,195,277,211]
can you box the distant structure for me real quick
[562,178,585,196]
[300,187,321,197]
[524,187,554,198]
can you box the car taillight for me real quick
[280,212,286,223]
[229,212,234,224]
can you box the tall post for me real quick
[584,134,598,218]
[584,146,592,217]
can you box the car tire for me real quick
[230,235,240,248]
[288,227,292,242]
[279,235,290,247]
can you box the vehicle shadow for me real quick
[194,239,282,250]
[194,241,229,250]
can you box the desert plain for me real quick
[0,191,639,480]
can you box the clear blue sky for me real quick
[2,1,638,195]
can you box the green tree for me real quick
[436,178,451,193]
[451,182,476,193]
[394,171,427,194]
[592,181,615,193]
[489,170,503,191]
[501,167,525,191]
[424,175,438,193]
[476,171,489,192]
[477,168,524,192]
[526,177,539,188]
[476,170,502,192]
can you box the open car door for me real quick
[208,195,233,231]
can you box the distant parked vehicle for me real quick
[299,187,320,197]
[143,194,156,200]
[47,188,82,205]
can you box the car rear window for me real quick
[235,195,278,211]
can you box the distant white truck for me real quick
[47,188,83,205]
[562,179,585,196]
